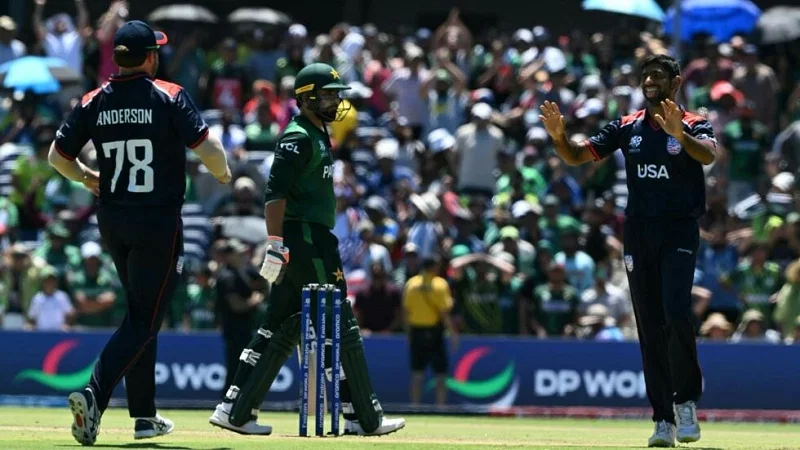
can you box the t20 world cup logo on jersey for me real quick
[666,136,682,155]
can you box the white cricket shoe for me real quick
[344,417,405,436]
[134,414,174,439]
[208,403,272,435]
[69,389,100,446]
[675,401,701,443]
[648,420,676,448]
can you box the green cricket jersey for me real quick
[264,115,336,229]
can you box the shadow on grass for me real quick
[56,444,231,450]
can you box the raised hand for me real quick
[538,101,566,139]
[653,99,684,138]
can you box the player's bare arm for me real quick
[265,200,286,238]
[47,143,99,195]
[539,101,595,166]
[191,134,232,183]
[654,99,715,165]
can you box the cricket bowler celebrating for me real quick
[209,62,406,436]
[540,54,714,448]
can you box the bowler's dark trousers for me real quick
[623,217,703,424]
[89,205,183,418]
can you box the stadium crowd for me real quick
[2,1,800,346]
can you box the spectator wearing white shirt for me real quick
[453,102,504,197]
[0,16,26,65]
[421,48,468,136]
[579,265,631,327]
[555,228,595,295]
[32,0,88,77]
[27,267,74,331]
[382,46,429,138]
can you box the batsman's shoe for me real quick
[648,420,676,448]
[344,417,405,436]
[134,414,174,440]
[208,403,272,435]
[675,401,701,443]
[68,388,100,446]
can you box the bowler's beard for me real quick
[644,88,669,106]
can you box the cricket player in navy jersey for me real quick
[48,20,232,446]
[539,54,716,448]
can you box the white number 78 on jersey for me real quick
[101,139,154,193]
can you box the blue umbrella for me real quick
[583,0,666,22]
[0,56,71,94]
[664,0,761,43]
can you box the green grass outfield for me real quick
[1,407,800,449]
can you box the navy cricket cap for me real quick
[114,20,168,56]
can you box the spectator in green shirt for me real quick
[539,194,581,254]
[244,102,281,151]
[34,221,82,281]
[721,241,783,328]
[69,242,118,328]
[183,264,217,331]
[521,260,579,337]
[721,102,770,207]
[10,122,57,237]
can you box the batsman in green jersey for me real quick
[209,63,406,436]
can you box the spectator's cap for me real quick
[375,138,399,160]
[471,88,495,105]
[700,313,733,335]
[0,16,17,32]
[526,126,548,143]
[451,244,471,258]
[512,200,541,218]
[47,221,70,239]
[709,81,743,104]
[537,239,555,254]
[405,45,424,60]
[741,309,765,324]
[288,23,308,38]
[773,172,795,192]
[512,28,534,44]
[40,265,58,280]
[222,37,238,50]
[543,194,560,207]
[545,52,567,74]
[471,102,492,120]
[365,195,390,216]
[403,242,419,255]
[619,63,633,76]
[576,98,605,119]
[532,25,549,43]
[362,23,378,37]
[579,74,604,93]
[415,28,431,41]
[741,43,758,55]
[410,192,441,219]
[114,20,168,57]
[499,225,520,240]
[427,128,456,153]
[9,242,29,256]
[562,222,583,236]
[280,76,296,92]
[578,304,610,326]
[612,85,633,98]
[80,241,102,259]
[547,260,565,272]
[787,212,800,225]
[234,176,256,192]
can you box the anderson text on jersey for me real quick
[96,109,153,127]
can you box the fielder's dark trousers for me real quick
[623,218,703,424]
[89,205,183,418]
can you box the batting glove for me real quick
[260,236,290,284]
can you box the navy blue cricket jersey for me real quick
[54,72,209,208]
[585,108,716,220]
